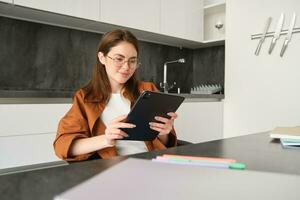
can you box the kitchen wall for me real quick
[0,16,224,97]
[224,0,300,138]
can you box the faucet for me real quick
[160,58,185,93]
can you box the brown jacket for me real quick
[53,81,177,161]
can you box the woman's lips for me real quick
[119,72,130,77]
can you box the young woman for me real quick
[54,29,178,161]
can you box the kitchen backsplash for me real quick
[192,45,225,94]
[0,16,224,97]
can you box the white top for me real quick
[101,93,148,156]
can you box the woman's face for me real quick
[98,41,138,88]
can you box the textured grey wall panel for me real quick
[0,17,224,97]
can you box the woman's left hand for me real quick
[149,112,177,136]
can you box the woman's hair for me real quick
[82,29,140,103]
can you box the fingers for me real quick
[105,115,136,143]
[149,121,172,135]
[150,112,178,135]
[107,128,129,137]
[154,112,177,123]
[107,122,135,139]
[109,114,135,129]
[154,116,169,123]
[167,112,178,120]
[111,114,128,123]
[110,122,135,129]
[105,127,129,143]
[107,115,135,136]
[149,122,167,129]
[149,126,166,134]
[106,128,128,138]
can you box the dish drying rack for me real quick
[190,84,222,94]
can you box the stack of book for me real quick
[270,126,300,149]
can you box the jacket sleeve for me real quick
[53,91,93,161]
[148,82,178,147]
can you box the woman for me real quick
[54,29,178,161]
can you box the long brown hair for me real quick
[82,29,140,103]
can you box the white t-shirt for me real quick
[101,93,148,156]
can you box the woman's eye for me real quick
[129,59,137,64]
[114,57,122,61]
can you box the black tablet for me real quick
[120,91,185,141]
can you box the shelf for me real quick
[204,2,225,15]
[200,39,225,48]
[203,38,225,43]
[204,2,225,9]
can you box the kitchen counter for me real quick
[176,93,224,102]
[0,94,224,104]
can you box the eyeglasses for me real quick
[106,55,140,69]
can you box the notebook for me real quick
[269,126,300,140]
[280,138,300,149]
[54,158,300,200]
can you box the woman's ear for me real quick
[98,52,106,65]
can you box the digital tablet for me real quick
[120,91,185,141]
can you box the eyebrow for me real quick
[113,54,137,59]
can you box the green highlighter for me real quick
[229,162,246,170]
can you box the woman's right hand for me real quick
[104,115,135,147]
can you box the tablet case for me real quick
[120,91,185,141]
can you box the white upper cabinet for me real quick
[13,0,100,21]
[203,0,225,6]
[100,0,161,33]
[5,0,209,47]
[0,0,12,3]
[161,0,203,42]
[203,0,225,41]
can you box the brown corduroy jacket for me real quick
[53,81,177,161]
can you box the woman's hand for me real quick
[149,112,177,136]
[104,115,135,147]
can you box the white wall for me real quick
[224,0,300,138]
[175,101,223,143]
